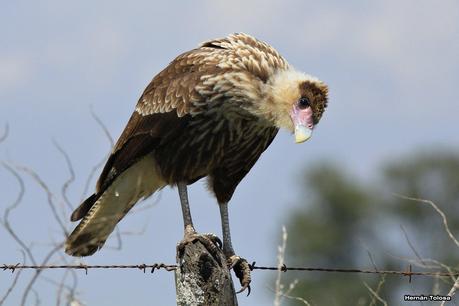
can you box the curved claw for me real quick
[228,255,252,296]
[202,233,222,249]
[236,283,251,296]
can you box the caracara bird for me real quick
[65,33,328,292]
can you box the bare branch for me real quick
[0,162,37,266]
[279,293,312,306]
[80,156,106,201]
[90,106,114,148]
[0,251,25,305]
[269,226,312,306]
[384,250,458,286]
[269,279,312,306]
[358,239,379,271]
[31,289,40,306]
[364,280,388,306]
[400,224,427,266]
[80,107,114,201]
[21,243,63,306]
[103,226,123,251]
[273,226,287,306]
[55,253,79,306]
[17,165,68,236]
[129,191,163,214]
[393,196,459,304]
[119,224,148,236]
[394,194,459,248]
[442,277,459,306]
[389,196,459,302]
[0,266,22,305]
[282,278,298,297]
[55,252,78,306]
[0,123,9,144]
[53,140,76,211]
[1,163,25,220]
[35,258,79,306]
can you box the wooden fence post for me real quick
[175,239,238,306]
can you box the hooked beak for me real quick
[291,106,314,143]
[295,124,313,143]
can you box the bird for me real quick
[65,33,328,292]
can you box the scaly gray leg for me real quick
[178,182,194,234]
[176,182,222,258]
[219,201,251,295]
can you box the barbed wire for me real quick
[2,262,458,282]
[1,263,176,274]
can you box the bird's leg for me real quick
[178,181,195,235]
[176,182,222,259]
[219,201,251,295]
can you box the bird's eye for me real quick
[298,97,310,109]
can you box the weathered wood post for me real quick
[175,239,238,306]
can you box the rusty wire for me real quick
[2,262,458,282]
[1,263,176,274]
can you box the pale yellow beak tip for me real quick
[294,126,313,143]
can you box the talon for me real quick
[236,284,251,296]
[228,255,252,295]
[201,232,222,249]
[177,233,223,265]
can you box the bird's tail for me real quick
[65,155,166,256]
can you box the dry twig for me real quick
[397,194,459,304]
[395,194,459,248]
[0,251,25,305]
[364,280,388,306]
[0,123,8,144]
[80,107,113,201]
[16,165,68,236]
[53,140,76,211]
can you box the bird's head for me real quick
[259,69,328,143]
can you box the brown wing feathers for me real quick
[69,113,164,222]
[68,49,207,222]
[65,47,212,255]
[70,193,97,222]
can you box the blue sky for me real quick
[1,1,458,305]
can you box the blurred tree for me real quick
[281,149,459,306]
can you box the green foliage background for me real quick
[282,149,459,305]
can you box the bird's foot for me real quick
[227,255,251,296]
[177,232,223,262]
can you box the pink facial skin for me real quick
[290,105,314,130]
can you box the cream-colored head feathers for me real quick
[255,69,328,132]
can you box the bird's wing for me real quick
[96,49,222,193]
[66,48,227,256]
[70,46,224,222]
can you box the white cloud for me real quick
[0,55,33,93]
